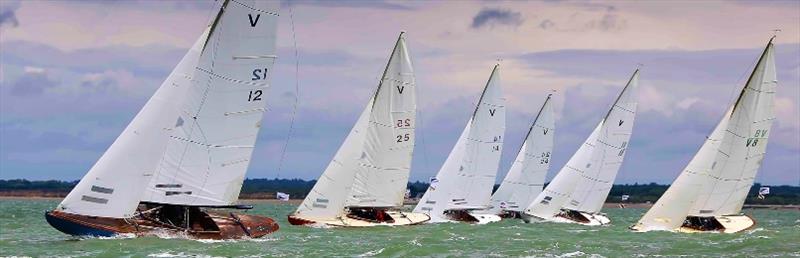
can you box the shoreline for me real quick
[2,196,797,210]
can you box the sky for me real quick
[0,0,798,186]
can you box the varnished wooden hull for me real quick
[46,210,278,239]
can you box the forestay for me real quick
[142,0,280,206]
[488,94,555,213]
[564,70,639,213]
[293,33,416,220]
[414,65,506,217]
[634,39,777,231]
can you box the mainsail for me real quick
[293,32,416,220]
[488,94,555,213]
[141,0,280,206]
[57,0,279,217]
[525,69,639,218]
[414,65,506,218]
[634,38,777,231]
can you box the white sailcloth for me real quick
[293,33,416,220]
[414,65,506,219]
[488,94,555,213]
[141,0,279,206]
[634,39,777,231]
[525,69,639,218]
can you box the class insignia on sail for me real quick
[483,93,555,219]
[45,0,280,239]
[521,69,640,226]
[287,32,431,227]
[631,37,778,234]
[413,64,506,224]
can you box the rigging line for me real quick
[417,104,432,183]
[276,2,301,179]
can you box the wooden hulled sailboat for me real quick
[485,94,555,219]
[413,65,506,224]
[287,32,430,227]
[631,38,778,234]
[522,69,639,226]
[45,0,280,239]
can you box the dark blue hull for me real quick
[45,211,117,237]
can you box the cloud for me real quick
[9,66,57,97]
[539,19,555,30]
[471,8,524,29]
[0,0,20,27]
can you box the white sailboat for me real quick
[523,69,639,226]
[287,32,430,227]
[631,38,778,233]
[413,64,506,224]
[45,0,280,239]
[485,94,555,218]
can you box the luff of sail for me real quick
[141,0,280,206]
[293,32,416,221]
[488,94,555,214]
[633,38,777,232]
[524,69,639,220]
[414,64,506,219]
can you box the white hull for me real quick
[521,210,610,226]
[425,210,502,224]
[291,211,430,227]
[631,214,755,233]
[470,212,502,224]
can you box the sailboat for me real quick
[45,0,280,239]
[413,64,506,224]
[287,32,430,227]
[631,38,778,234]
[522,69,639,226]
[485,94,555,219]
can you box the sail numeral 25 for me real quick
[396,119,411,127]
[396,134,410,143]
[248,90,263,101]
[252,68,268,81]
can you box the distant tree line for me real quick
[1,179,798,205]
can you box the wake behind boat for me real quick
[522,69,640,226]
[287,32,430,227]
[413,65,506,224]
[631,37,778,234]
[46,0,280,239]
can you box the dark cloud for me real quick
[9,68,57,97]
[539,19,555,30]
[471,8,524,29]
[0,0,21,27]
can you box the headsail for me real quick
[634,38,777,231]
[293,32,416,220]
[141,0,280,206]
[525,69,639,218]
[414,64,506,218]
[489,94,555,213]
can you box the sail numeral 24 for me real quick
[396,134,410,143]
[248,90,263,101]
[540,151,551,164]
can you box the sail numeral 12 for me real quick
[248,90,263,101]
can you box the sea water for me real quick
[1,199,798,257]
